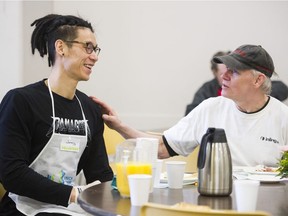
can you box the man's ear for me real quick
[254,73,266,87]
[55,39,65,56]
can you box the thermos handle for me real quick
[197,128,215,169]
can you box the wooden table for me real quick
[78,180,288,216]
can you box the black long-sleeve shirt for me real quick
[0,80,113,215]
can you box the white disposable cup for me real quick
[165,161,186,189]
[128,174,152,206]
[153,159,163,188]
[234,180,260,212]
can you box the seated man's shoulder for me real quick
[201,78,218,88]
[199,96,231,108]
[271,80,288,101]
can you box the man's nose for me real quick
[89,52,98,62]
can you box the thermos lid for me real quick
[197,128,228,169]
[212,128,227,143]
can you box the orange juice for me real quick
[116,162,152,197]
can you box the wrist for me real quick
[69,187,79,204]
[117,123,136,139]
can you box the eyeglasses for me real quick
[64,40,101,56]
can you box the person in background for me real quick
[270,79,288,102]
[92,44,288,169]
[185,51,288,116]
[0,14,113,216]
[184,51,230,116]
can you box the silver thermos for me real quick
[197,128,232,196]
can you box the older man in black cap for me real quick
[93,44,288,167]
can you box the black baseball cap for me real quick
[213,44,274,77]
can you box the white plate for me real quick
[233,166,279,176]
[160,173,198,185]
[247,171,279,176]
[247,174,283,183]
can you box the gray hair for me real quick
[251,70,272,95]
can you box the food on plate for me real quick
[255,165,278,172]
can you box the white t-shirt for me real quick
[163,96,288,167]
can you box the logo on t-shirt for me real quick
[260,136,279,144]
[53,117,86,134]
[46,117,91,141]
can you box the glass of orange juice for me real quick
[115,139,155,198]
[116,162,152,197]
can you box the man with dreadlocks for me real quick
[0,14,113,215]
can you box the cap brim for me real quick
[213,55,251,71]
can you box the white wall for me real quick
[2,1,288,130]
[22,1,53,84]
[0,0,52,100]
[0,1,23,99]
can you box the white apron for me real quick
[9,80,89,216]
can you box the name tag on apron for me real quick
[60,137,80,152]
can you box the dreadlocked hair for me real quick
[31,14,94,67]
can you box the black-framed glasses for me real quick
[65,40,101,55]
